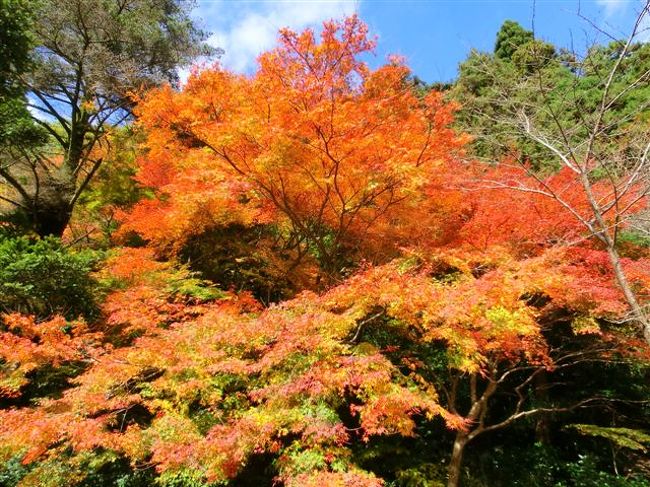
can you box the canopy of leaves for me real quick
[0,0,46,211]
[452,23,650,170]
[1,0,219,238]
[567,424,650,451]
[494,20,534,60]
[0,0,34,96]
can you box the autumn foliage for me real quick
[1,15,649,487]
[120,16,468,274]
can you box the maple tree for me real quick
[0,246,647,486]
[121,15,468,281]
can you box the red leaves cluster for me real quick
[456,161,648,253]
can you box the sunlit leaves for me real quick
[0,314,100,399]
[122,15,467,275]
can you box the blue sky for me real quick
[192,0,648,83]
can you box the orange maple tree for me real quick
[120,15,468,277]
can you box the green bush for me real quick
[0,235,102,319]
[563,456,650,487]
[0,454,30,487]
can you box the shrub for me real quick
[0,235,102,320]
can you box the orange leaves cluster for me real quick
[285,470,384,487]
[0,314,100,399]
[3,240,645,482]
[323,246,650,370]
[121,15,468,265]
[0,296,421,482]
[99,247,226,338]
[116,149,273,253]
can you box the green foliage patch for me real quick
[0,235,103,319]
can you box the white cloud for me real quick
[196,0,360,73]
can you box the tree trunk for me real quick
[606,245,650,344]
[448,432,468,487]
[30,175,75,237]
[32,201,73,237]
[576,169,650,344]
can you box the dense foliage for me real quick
[452,20,650,169]
[0,8,649,487]
[0,0,216,237]
[0,235,101,320]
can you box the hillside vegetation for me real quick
[1,2,650,486]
